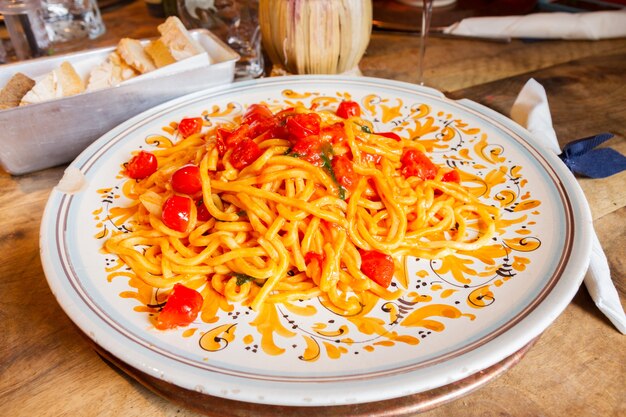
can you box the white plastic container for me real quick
[0,29,238,175]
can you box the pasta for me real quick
[104,100,499,328]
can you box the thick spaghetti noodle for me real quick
[104,100,499,329]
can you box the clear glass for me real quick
[0,0,50,60]
[42,0,105,51]
[418,0,433,85]
[259,0,372,75]
[177,0,263,79]
[0,38,6,63]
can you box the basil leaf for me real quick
[319,143,346,201]
[235,273,255,286]
[285,148,301,158]
[356,123,372,134]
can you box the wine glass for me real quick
[418,0,434,85]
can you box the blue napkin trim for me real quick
[558,133,626,179]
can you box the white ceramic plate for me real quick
[41,76,592,406]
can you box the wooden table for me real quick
[1,1,624,415]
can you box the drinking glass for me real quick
[42,0,106,51]
[0,38,6,63]
[177,0,264,79]
[258,0,372,75]
[418,0,433,85]
[0,0,51,60]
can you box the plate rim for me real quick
[40,75,593,406]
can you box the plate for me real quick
[40,75,592,407]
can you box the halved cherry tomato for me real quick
[225,123,252,149]
[215,128,231,156]
[272,107,297,139]
[231,139,263,170]
[155,283,203,330]
[291,136,322,166]
[304,252,325,265]
[243,103,274,124]
[376,131,402,141]
[162,195,191,232]
[286,113,321,140]
[126,151,157,179]
[336,101,361,119]
[359,249,395,288]
[178,117,203,138]
[332,155,357,191]
[171,165,202,195]
[362,152,382,165]
[244,105,277,139]
[400,150,438,180]
[195,199,212,222]
[434,169,461,197]
[441,169,461,183]
[320,122,347,144]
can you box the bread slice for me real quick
[145,39,177,68]
[117,38,157,73]
[20,61,85,106]
[57,61,85,96]
[0,72,36,110]
[86,51,138,91]
[157,16,204,61]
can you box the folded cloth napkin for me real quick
[444,10,626,40]
[511,79,626,334]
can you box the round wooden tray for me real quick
[90,334,538,416]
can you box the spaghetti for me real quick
[104,100,499,329]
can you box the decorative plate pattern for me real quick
[41,76,591,406]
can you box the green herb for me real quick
[320,143,336,182]
[356,123,372,134]
[319,143,346,201]
[338,186,346,200]
[237,210,247,217]
[234,273,255,286]
[284,148,301,158]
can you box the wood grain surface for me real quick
[1,1,624,416]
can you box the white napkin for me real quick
[444,10,626,40]
[511,79,626,334]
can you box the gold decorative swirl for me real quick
[199,323,237,352]
[504,237,541,252]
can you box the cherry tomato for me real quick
[215,128,231,156]
[332,155,357,191]
[362,152,382,165]
[196,199,212,222]
[225,123,251,149]
[243,104,277,139]
[126,151,157,179]
[272,107,297,139]
[178,117,203,138]
[243,103,274,125]
[400,150,438,180]
[441,169,461,183]
[171,165,202,195]
[162,195,191,232]
[359,249,395,288]
[231,139,263,170]
[434,169,461,197]
[291,136,322,166]
[304,252,325,265]
[320,122,347,144]
[336,101,361,119]
[376,131,402,141]
[155,283,203,330]
[286,113,321,140]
